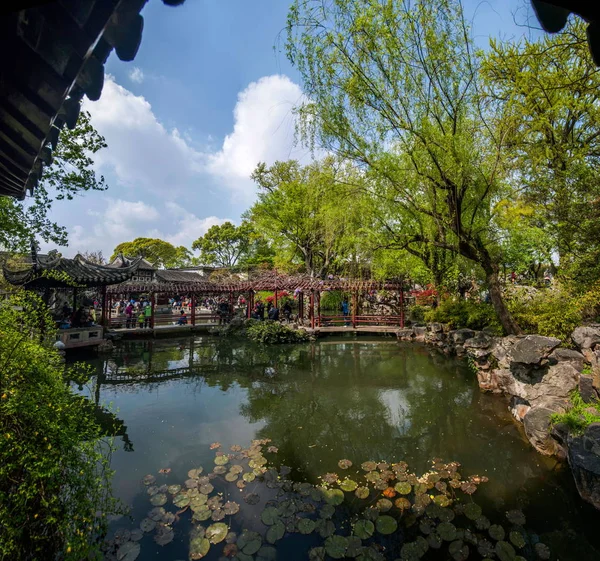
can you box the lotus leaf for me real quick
[154,527,174,546]
[375,515,397,535]
[230,444,242,452]
[214,455,229,466]
[116,541,141,561]
[419,518,435,535]
[295,482,310,495]
[298,518,316,534]
[189,536,210,560]
[238,531,263,555]
[340,478,358,492]
[432,495,449,507]
[355,486,370,499]
[361,461,377,472]
[130,528,143,542]
[323,488,344,506]
[395,497,411,511]
[223,543,239,557]
[363,508,380,522]
[353,519,374,540]
[205,522,228,544]
[266,520,285,544]
[171,491,189,507]
[236,481,246,490]
[223,501,240,515]
[242,473,255,483]
[356,545,386,561]
[244,493,260,505]
[225,472,239,482]
[345,536,362,557]
[506,510,526,526]
[448,540,468,561]
[310,488,323,502]
[365,472,381,484]
[225,531,237,543]
[325,535,348,559]
[188,468,203,478]
[147,485,158,496]
[200,483,214,495]
[188,488,200,498]
[210,442,221,449]
[319,504,336,519]
[509,531,525,549]
[300,501,316,514]
[309,547,326,561]
[475,516,491,530]
[140,518,156,532]
[159,512,174,526]
[460,481,477,495]
[382,486,396,498]
[534,543,550,560]
[427,533,442,550]
[376,498,393,512]
[316,518,336,538]
[394,482,411,495]
[185,478,198,489]
[261,506,280,526]
[463,503,482,520]
[437,507,455,523]
[142,474,156,486]
[166,484,181,495]
[489,524,505,542]
[229,464,244,474]
[192,509,212,522]
[400,541,424,561]
[211,508,226,521]
[277,499,298,517]
[279,465,292,477]
[435,481,447,494]
[495,541,516,561]
[148,506,166,521]
[257,545,278,561]
[437,522,457,541]
[338,459,352,470]
[322,472,338,484]
[114,527,131,544]
[213,465,227,475]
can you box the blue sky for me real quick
[45,0,541,258]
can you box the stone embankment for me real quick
[397,323,600,510]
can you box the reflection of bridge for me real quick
[100,364,217,385]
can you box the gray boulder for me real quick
[429,322,443,333]
[568,423,600,509]
[450,328,476,344]
[464,333,493,349]
[549,348,586,372]
[572,325,600,350]
[523,397,568,457]
[413,326,427,341]
[510,335,561,366]
[510,362,580,403]
[397,328,415,341]
[580,375,599,404]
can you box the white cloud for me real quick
[128,66,144,83]
[208,74,309,199]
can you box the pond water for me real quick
[82,336,600,560]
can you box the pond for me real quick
[82,336,599,560]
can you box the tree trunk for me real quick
[484,264,522,335]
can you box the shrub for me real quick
[409,304,428,322]
[246,320,310,344]
[424,298,501,332]
[550,390,600,435]
[319,290,347,311]
[0,292,119,559]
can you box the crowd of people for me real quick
[57,301,100,329]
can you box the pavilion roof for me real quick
[3,252,143,289]
[108,254,156,270]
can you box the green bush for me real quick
[424,298,501,332]
[0,292,119,559]
[319,290,348,311]
[246,320,310,344]
[409,304,428,322]
[550,390,600,435]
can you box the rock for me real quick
[580,375,599,404]
[549,348,586,372]
[568,423,600,509]
[510,363,580,404]
[510,335,561,366]
[476,368,515,394]
[429,322,443,333]
[572,325,600,350]
[509,396,530,422]
[523,399,568,456]
[488,336,520,369]
[450,328,475,344]
[464,333,493,349]
[397,328,415,341]
[413,326,427,341]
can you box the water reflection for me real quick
[82,336,600,560]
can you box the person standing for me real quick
[125,301,134,328]
[144,301,152,328]
[341,298,350,326]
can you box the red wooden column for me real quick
[309,291,315,329]
[400,285,405,328]
[191,293,196,326]
[299,292,304,323]
[150,290,155,328]
[352,290,357,328]
[317,291,321,327]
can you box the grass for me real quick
[550,390,600,435]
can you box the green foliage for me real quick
[550,391,600,435]
[246,320,309,344]
[409,305,427,323]
[192,221,255,268]
[111,237,191,268]
[319,291,348,312]
[0,292,119,559]
[0,111,107,251]
[424,298,501,332]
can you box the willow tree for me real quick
[286,0,521,333]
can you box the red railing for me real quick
[317,314,404,328]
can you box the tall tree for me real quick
[111,238,191,269]
[286,0,521,333]
[249,158,367,278]
[0,111,107,251]
[482,20,600,285]
[191,222,252,268]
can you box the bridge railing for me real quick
[317,314,404,328]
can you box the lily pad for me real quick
[338,459,352,469]
[449,540,468,561]
[210,442,221,449]
[146,485,159,496]
[346,535,363,557]
[298,518,316,534]
[376,515,398,535]
[148,507,166,521]
[438,522,457,541]
[464,503,482,520]
[192,509,212,522]
[432,494,450,507]
[322,472,338,484]
[199,483,214,494]
[355,486,370,499]
[188,468,203,478]
[509,531,526,549]
[361,461,377,472]
[353,519,375,540]
[243,471,256,482]
[214,454,229,466]
[261,506,280,526]
[140,518,156,532]
[325,535,348,559]
[277,499,298,517]
[320,504,336,519]
[395,482,412,495]
[167,484,181,495]
[395,497,411,511]
[230,464,244,474]
[189,536,210,560]
[266,520,285,544]
[323,488,345,506]
[489,524,506,542]
[130,529,143,542]
[116,541,140,561]
[340,478,358,492]
[185,478,198,489]
[534,543,551,560]
[316,518,336,538]
[376,498,393,512]
[506,510,526,526]
[224,501,240,515]
[154,526,174,546]
[142,474,156,486]
[225,472,239,482]
[211,508,225,521]
[162,512,176,524]
[495,540,516,561]
[238,530,263,555]
[309,547,326,561]
[244,493,260,505]
[475,516,491,530]
[206,522,228,544]
[257,545,278,561]
[173,493,190,508]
